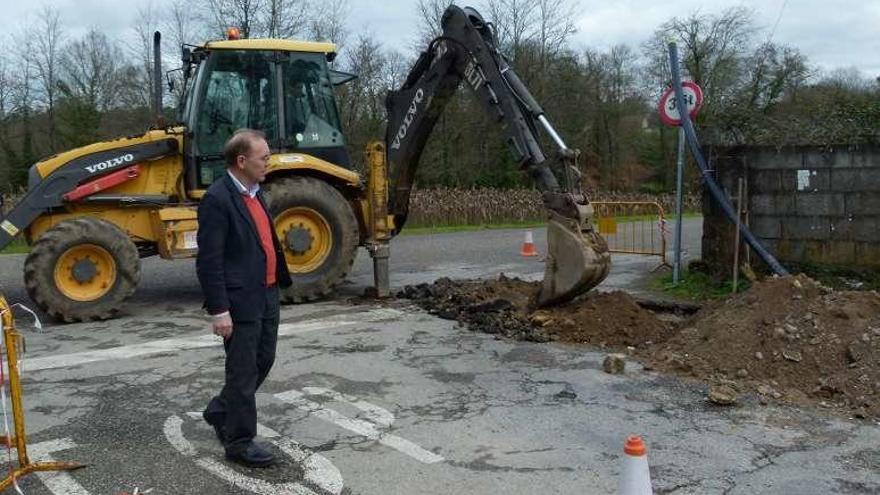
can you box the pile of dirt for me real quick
[532,291,674,347]
[398,276,538,340]
[400,273,880,419]
[646,274,880,418]
[397,275,671,345]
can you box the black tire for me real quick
[24,217,140,322]
[263,176,359,303]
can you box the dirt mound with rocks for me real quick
[399,274,880,419]
[646,274,880,418]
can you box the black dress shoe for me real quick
[202,411,225,443]
[226,442,275,468]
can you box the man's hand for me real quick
[212,312,233,339]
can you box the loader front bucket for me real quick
[537,214,611,307]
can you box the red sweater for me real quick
[243,195,277,286]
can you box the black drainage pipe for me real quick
[668,42,789,276]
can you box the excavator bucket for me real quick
[537,213,611,307]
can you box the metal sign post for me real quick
[667,41,789,278]
[673,126,685,284]
[659,42,703,284]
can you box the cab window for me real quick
[193,50,278,187]
[282,54,345,149]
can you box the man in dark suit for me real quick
[196,128,292,468]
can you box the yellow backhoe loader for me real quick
[0,5,610,322]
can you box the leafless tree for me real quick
[0,53,15,188]
[28,6,65,150]
[6,26,39,186]
[203,0,266,39]
[482,0,537,60]
[413,0,454,48]
[535,0,577,62]
[307,0,349,51]
[264,0,310,38]
[127,3,162,110]
[202,0,323,41]
[820,66,873,91]
[333,32,414,170]
[163,0,208,107]
[338,33,385,131]
[578,44,643,187]
[58,29,123,111]
[645,7,755,105]
[0,56,13,124]
[381,50,410,90]
[166,0,204,49]
[603,45,638,103]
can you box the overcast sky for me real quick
[6,0,879,79]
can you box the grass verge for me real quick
[402,213,701,235]
[652,268,750,301]
[0,239,29,255]
[400,221,546,235]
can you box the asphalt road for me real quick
[0,219,876,494]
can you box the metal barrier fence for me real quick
[591,201,671,269]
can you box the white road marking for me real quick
[196,457,318,495]
[276,389,444,464]
[20,308,403,492]
[272,437,344,495]
[186,412,343,494]
[164,415,198,457]
[187,412,341,493]
[29,438,91,495]
[25,308,402,373]
[168,413,343,495]
[302,387,394,428]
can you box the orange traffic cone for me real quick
[520,230,538,257]
[619,435,652,495]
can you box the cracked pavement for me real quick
[0,222,877,494]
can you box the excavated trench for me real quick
[399,274,880,419]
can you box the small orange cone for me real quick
[619,435,652,495]
[520,230,538,257]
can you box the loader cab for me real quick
[181,39,350,193]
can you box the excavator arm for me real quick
[383,5,610,306]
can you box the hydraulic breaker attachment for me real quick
[365,141,393,298]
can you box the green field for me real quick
[0,239,29,255]
[402,213,701,235]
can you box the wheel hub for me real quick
[54,243,118,302]
[71,258,98,283]
[274,206,333,274]
[287,226,314,254]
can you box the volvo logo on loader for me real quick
[391,89,424,150]
[84,153,135,174]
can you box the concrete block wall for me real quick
[703,144,880,274]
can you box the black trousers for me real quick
[204,286,280,454]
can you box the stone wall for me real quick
[703,144,880,274]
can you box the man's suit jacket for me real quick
[196,173,293,322]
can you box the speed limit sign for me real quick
[658,82,703,126]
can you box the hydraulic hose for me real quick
[668,42,789,276]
